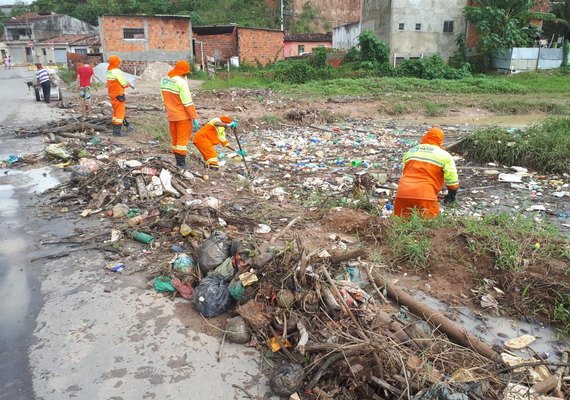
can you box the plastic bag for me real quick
[198,231,231,272]
[153,276,175,292]
[173,253,196,274]
[209,257,234,279]
[193,275,232,317]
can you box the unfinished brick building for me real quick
[193,25,283,68]
[98,15,193,74]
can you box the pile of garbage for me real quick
[148,227,569,399]
[17,115,567,398]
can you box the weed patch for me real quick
[383,212,569,331]
[424,101,447,117]
[460,117,570,174]
[136,114,170,150]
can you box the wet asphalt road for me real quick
[0,67,66,400]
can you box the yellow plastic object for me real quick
[267,336,292,352]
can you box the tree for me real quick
[543,0,570,40]
[465,0,553,65]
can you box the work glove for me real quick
[443,188,458,205]
[193,119,200,132]
[228,121,238,129]
[236,149,246,157]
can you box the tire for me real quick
[34,88,41,102]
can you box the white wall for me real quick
[333,22,361,49]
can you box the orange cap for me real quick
[108,55,121,70]
[220,116,232,123]
[420,127,444,146]
[167,60,191,77]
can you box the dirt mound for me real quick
[139,62,173,82]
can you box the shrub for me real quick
[358,30,390,64]
[272,60,316,84]
[398,55,471,80]
[311,47,328,68]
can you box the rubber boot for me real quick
[174,153,188,169]
[112,124,125,136]
[123,118,134,133]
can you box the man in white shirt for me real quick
[35,63,51,103]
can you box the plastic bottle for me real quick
[129,213,146,226]
[130,231,154,244]
[351,160,363,167]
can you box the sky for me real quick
[0,1,29,6]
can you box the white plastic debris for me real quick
[125,160,143,168]
[205,197,220,209]
[146,176,163,196]
[255,224,271,234]
[159,169,179,196]
[498,173,523,183]
[504,334,536,350]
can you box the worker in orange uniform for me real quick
[393,126,459,218]
[192,116,241,169]
[106,55,134,136]
[160,60,199,169]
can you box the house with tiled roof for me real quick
[4,12,97,65]
[284,32,332,57]
[34,33,100,65]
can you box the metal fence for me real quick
[494,47,563,73]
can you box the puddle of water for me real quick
[0,184,18,217]
[416,293,568,362]
[3,166,60,194]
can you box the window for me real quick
[75,48,88,55]
[398,23,405,31]
[415,23,421,31]
[123,28,145,39]
[298,45,305,54]
[395,56,405,65]
[443,20,454,33]
[42,48,47,55]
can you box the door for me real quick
[53,48,67,64]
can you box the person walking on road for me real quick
[3,56,8,70]
[106,55,134,136]
[393,126,459,218]
[76,62,96,119]
[35,63,51,103]
[159,60,199,169]
[193,116,240,170]
[8,56,13,69]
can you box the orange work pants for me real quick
[393,197,440,219]
[111,97,126,125]
[193,131,220,167]
[169,119,192,155]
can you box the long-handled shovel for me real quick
[232,127,253,178]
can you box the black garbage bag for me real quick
[193,275,233,318]
[198,231,231,272]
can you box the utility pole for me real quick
[280,0,284,31]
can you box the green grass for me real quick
[58,69,76,85]
[260,114,281,124]
[460,117,570,174]
[136,114,170,150]
[553,294,570,333]
[201,75,528,97]
[424,101,447,117]
[506,70,570,94]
